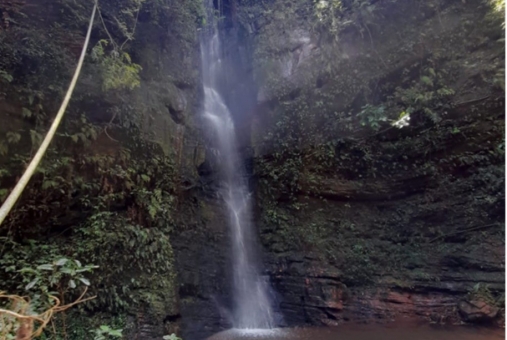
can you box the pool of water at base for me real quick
[206,324,504,340]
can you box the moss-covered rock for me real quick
[243,0,504,327]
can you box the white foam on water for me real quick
[208,328,286,339]
[232,328,284,336]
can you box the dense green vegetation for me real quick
[0,0,203,338]
[0,0,504,338]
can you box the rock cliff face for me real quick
[169,0,505,337]
[170,1,504,338]
[239,0,505,329]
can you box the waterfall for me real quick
[200,0,275,330]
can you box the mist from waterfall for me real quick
[199,0,275,330]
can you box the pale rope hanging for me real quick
[0,1,98,226]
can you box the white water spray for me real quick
[200,2,275,330]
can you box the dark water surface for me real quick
[207,324,504,340]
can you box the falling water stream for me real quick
[200,0,274,330]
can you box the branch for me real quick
[96,2,119,50]
[120,2,142,50]
[0,287,96,339]
[429,223,500,243]
[103,110,119,142]
[454,95,491,107]
[0,309,45,323]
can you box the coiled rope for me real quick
[0,1,98,226]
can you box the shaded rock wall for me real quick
[170,0,505,337]
[172,195,233,340]
[240,0,505,328]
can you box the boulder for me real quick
[458,299,499,323]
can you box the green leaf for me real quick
[30,130,42,147]
[89,128,98,140]
[55,258,68,266]
[18,267,37,273]
[22,107,32,118]
[0,142,8,156]
[25,278,39,290]
[0,70,13,82]
[421,76,433,86]
[69,279,76,289]
[79,277,90,286]
[109,329,123,337]
[76,268,90,273]
[6,132,21,144]
[37,264,54,271]
[60,267,73,274]
[42,180,56,190]
[163,334,181,340]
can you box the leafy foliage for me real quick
[73,211,176,310]
[163,334,183,340]
[0,249,97,340]
[357,104,387,130]
[91,39,142,92]
[91,324,123,340]
[19,258,96,296]
[0,0,202,337]
[0,127,180,314]
[392,62,455,124]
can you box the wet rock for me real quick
[172,197,233,340]
[384,292,413,305]
[458,299,499,323]
[165,86,188,124]
[256,27,318,104]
